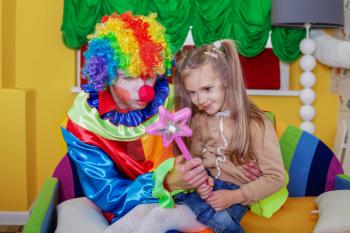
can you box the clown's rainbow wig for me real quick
[82,12,173,91]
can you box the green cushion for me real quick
[335,174,350,190]
[250,171,289,219]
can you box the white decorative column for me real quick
[299,24,317,134]
[72,49,82,93]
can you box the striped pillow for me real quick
[277,123,344,197]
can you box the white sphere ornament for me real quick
[300,38,316,55]
[299,105,316,121]
[300,72,316,88]
[300,121,315,134]
[300,88,316,105]
[300,55,316,71]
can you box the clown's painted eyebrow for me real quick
[118,72,133,80]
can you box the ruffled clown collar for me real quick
[82,77,172,127]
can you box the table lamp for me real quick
[271,0,344,134]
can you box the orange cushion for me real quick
[187,197,317,233]
[241,197,318,233]
[188,230,214,233]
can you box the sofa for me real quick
[23,121,350,233]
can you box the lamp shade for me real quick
[271,0,344,28]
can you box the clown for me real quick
[61,12,209,232]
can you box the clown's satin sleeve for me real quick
[62,128,158,222]
[152,157,184,208]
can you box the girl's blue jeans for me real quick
[174,179,247,233]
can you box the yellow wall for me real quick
[2,0,16,88]
[0,0,338,211]
[0,0,75,211]
[0,89,29,210]
[0,0,2,86]
[252,61,338,147]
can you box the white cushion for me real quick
[314,190,350,233]
[55,197,109,233]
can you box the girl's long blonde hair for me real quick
[174,40,265,165]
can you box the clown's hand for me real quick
[165,156,207,192]
[243,161,262,181]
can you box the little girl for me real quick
[171,39,286,233]
[129,40,285,233]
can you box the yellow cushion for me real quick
[242,197,318,233]
[187,197,317,233]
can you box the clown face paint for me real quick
[110,71,157,111]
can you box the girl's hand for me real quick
[243,161,262,181]
[206,189,246,212]
[196,177,214,200]
[165,156,208,191]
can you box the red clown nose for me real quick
[138,85,155,103]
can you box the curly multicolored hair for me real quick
[82,12,173,91]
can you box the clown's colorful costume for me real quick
[61,12,178,224]
[62,78,178,223]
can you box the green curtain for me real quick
[271,27,306,63]
[61,0,305,62]
[148,0,192,53]
[61,0,150,50]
